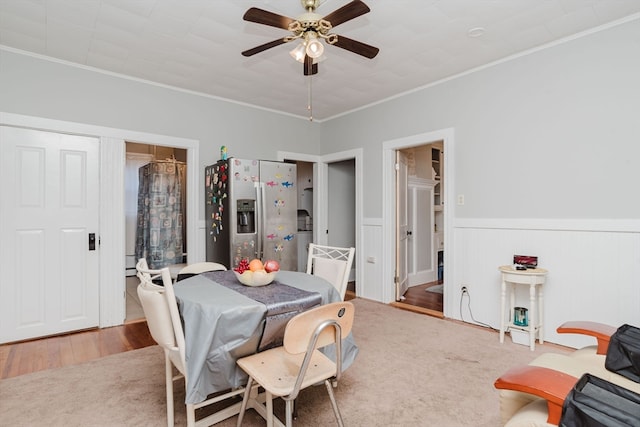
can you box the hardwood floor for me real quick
[389,281,444,318]
[347,280,444,317]
[402,282,444,312]
[0,320,155,380]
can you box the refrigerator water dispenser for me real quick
[237,199,255,234]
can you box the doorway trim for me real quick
[0,112,199,328]
[278,149,363,296]
[382,128,454,315]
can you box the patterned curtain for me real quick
[135,161,186,269]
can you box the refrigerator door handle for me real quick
[255,181,266,259]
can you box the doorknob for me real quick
[88,233,96,251]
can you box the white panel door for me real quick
[0,126,100,343]
[395,151,409,300]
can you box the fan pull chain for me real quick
[307,74,313,121]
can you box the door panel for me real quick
[395,151,409,300]
[0,126,100,343]
[15,229,46,327]
[61,228,89,320]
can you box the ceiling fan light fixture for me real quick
[291,45,326,64]
[305,33,324,58]
[242,0,378,119]
[289,43,307,62]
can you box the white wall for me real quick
[0,49,323,327]
[319,18,640,345]
[2,17,640,347]
[452,220,640,349]
[320,19,640,219]
[327,159,356,248]
[0,49,322,227]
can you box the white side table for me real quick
[498,265,548,351]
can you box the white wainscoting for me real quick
[195,220,207,264]
[450,219,640,349]
[361,218,384,302]
[201,212,639,350]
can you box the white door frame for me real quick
[0,112,199,328]
[382,128,454,314]
[278,149,363,296]
[395,150,409,300]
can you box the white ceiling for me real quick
[1,0,640,121]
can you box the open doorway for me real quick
[124,142,187,322]
[327,159,357,295]
[291,159,356,278]
[395,143,444,315]
[385,132,448,318]
[280,150,360,297]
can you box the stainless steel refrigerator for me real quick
[205,158,298,270]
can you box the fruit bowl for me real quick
[233,270,277,287]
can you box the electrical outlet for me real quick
[460,285,468,294]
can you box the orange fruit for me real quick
[248,258,264,272]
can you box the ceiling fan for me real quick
[242,0,379,76]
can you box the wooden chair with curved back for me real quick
[236,301,355,427]
[306,244,355,301]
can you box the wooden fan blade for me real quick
[243,7,295,30]
[322,0,370,27]
[333,35,379,59]
[242,38,288,57]
[303,55,318,75]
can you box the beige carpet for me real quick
[0,298,570,426]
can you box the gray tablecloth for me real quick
[201,270,323,351]
[174,270,359,404]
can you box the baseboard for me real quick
[389,302,444,319]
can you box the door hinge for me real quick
[394,275,399,284]
[394,163,399,170]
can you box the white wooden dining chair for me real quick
[236,301,355,427]
[136,258,244,427]
[305,244,355,301]
[176,261,227,281]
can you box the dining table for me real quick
[173,269,359,405]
